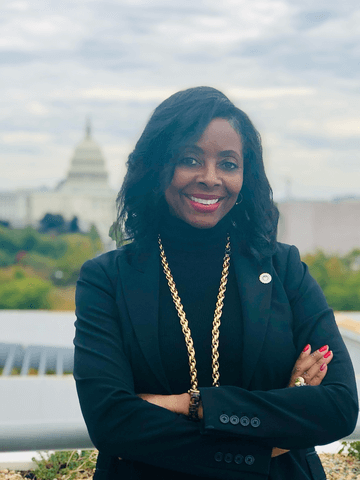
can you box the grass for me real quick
[25,450,98,480]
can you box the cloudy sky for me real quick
[1,0,359,200]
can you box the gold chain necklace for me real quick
[158,234,231,390]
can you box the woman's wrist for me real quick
[188,389,201,421]
[138,392,203,419]
[170,392,203,419]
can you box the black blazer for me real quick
[74,239,358,480]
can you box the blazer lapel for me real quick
[232,248,273,390]
[119,247,172,393]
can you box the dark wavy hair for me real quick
[116,86,279,258]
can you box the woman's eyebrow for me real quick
[183,146,241,159]
[182,145,203,154]
[219,150,242,159]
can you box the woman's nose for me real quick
[197,163,221,188]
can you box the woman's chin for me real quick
[182,215,222,229]
[167,204,229,229]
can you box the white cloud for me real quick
[102,142,133,189]
[79,87,177,101]
[306,10,360,43]
[228,87,316,99]
[0,14,86,50]
[323,119,360,138]
[289,119,317,131]
[154,1,291,49]
[288,116,360,139]
[48,86,317,103]
[1,132,53,144]
[268,143,360,201]
[25,101,49,116]
[4,1,29,12]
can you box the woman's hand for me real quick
[272,344,333,458]
[288,344,333,388]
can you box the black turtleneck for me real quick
[158,212,243,394]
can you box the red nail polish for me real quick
[324,351,331,359]
[320,363,326,371]
[303,344,310,352]
[319,345,328,352]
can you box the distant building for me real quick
[0,189,32,228]
[277,199,360,255]
[0,122,117,245]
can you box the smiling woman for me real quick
[114,86,278,258]
[74,87,358,480]
[165,118,244,228]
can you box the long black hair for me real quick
[116,86,279,258]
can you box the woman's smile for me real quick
[185,193,223,212]
[165,118,244,228]
[187,194,222,205]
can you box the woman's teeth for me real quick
[189,195,220,205]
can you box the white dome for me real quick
[58,121,110,194]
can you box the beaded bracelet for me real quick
[188,388,201,421]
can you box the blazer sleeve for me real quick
[200,245,359,450]
[74,257,272,480]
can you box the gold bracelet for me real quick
[188,388,201,421]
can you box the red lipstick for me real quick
[184,194,222,213]
[189,200,221,213]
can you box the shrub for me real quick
[339,440,360,460]
[31,449,97,480]
[0,276,52,309]
[0,248,16,267]
[304,249,360,311]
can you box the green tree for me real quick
[303,251,330,290]
[0,275,52,309]
[69,215,80,233]
[39,213,66,233]
[304,250,360,311]
[0,249,16,267]
[0,223,105,307]
[51,233,103,285]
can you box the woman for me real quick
[74,86,358,480]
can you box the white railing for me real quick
[1,421,93,452]
[0,376,93,452]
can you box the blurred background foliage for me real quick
[303,250,360,311]
[0,215,103,310]
[1,216,360,311]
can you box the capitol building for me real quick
[0,123,117,244]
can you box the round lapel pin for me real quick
[259,273,272,284]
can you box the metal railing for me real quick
[1,341,92,452]
[1,343,74,376]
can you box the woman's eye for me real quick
[179,157,199,166]
[221,160,238,171]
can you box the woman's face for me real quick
[164,118,243,229]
